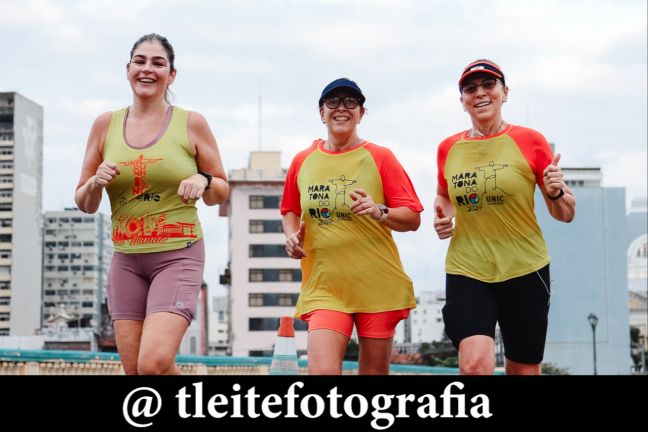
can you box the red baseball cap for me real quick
[458,60,505,88]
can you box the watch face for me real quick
[379,204,388,214]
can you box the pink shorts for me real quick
[301,308,410,339]
[106,240,205,323]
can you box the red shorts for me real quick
[301,308,410,339]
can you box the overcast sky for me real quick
[1,0,646,297]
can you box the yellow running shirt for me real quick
[437,124,553,282]
[103,106,203,253]
[281,139,423,316]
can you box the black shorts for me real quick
[442,265,551,364]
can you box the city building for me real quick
[409,291,445,344]
[220,151,307,356]
[393,291,447,356]
[626,196,647,353]
[209,295,229,355]
[179,282,208,356]
[0,92,43,336]
[42,209,112,333]
[540,167,631,374]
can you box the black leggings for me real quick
[442,265,550,364]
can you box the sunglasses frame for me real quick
[324,96,361,110]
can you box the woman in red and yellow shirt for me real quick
[435,60,576,375]
[281,78,423,375]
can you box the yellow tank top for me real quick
[103,106,203,253]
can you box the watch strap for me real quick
[548,187,564,200]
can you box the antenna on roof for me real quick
[258,93,262,151]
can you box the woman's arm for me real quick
[541,185,576,222]
[282,211,306,259]
[349,188,421,232]
[185,111,229,206]
[433,186,455,239]
[541,153,576,222]
[74,112,113,214]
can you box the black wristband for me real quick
[198,171,212,190]
[548,187,564,200]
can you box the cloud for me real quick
[598,150,648,203]
[0,0,63,26]
[2,0,645,300]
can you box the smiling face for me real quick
[319,90,365,138]
[460,72,508,124]
[126,40,176,101]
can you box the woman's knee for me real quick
[137,352,176,375]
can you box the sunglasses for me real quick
[461,78,499,95]
[324,96,361,109]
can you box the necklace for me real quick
[471,120,505,138]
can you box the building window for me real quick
[249,318,307,331]
[249,244,288,258]
[249,293,263,306]
[249,220,283,233]
[249,195,281,209]
[249,269,301,282]
[279,269,300,282]
[248,293,299,307]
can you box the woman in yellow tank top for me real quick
[75,34,229,375]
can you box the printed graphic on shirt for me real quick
[119,154,163,195]
[306,174,356,225]
[112,153,197,246]
[112,213,197,247]
[449,160,513,212]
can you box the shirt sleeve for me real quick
[365,144,423,212]
[508,126,554,186]
[436,133,462,197]
[280,141,319,216]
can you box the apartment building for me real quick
[220,152,307,356]
[0,92,43,336]
[42,209,112,330]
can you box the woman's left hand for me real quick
[349,188,382,220]
[177,173,209,204]
[543,153,564,197]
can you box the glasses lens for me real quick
[482,79,497,90]
[342,97,359,109]
[462,84,477,94]
[462,79,498,94]
[325,97,341,109]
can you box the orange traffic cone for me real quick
[269,316,299,375]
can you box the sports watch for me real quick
[377,204,389,222]
[198,170,212,190]
[548,187,564,200]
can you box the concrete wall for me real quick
[539,187,631,374]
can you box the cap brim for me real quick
[319,85,365,104]
[459,69,502,86]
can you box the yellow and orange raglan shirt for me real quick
[437,125,553,282]
[103,106,203,254]
[281,139,424,317]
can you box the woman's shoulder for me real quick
[91,111,115,132]
[362,141,397,160]
[507,124,549,144]
[185,109,211,132]
[287,140,321,167]
[437,131,466,153]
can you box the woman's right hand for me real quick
[434,204,454,239]
[94,161,120,188]
[285,221,306,259]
